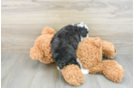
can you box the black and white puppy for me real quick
[51,22,89,74]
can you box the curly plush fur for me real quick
[101,40,116,59]
[30,27,55,64]
[89,60,124,82]
[61,64,84,86]
[77,37,102,69]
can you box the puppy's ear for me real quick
[79,28,88,37]
[92,37,101,47]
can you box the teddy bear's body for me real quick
[77,37,102,69]
[30,27,124,86]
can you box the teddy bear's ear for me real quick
[92,37,101,47]
[41,27,56,35]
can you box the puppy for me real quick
[51,22,89,74]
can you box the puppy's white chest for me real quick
[76,58,89,75]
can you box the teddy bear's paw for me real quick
[61,64,84,86]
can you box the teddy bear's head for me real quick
[30,27,55,64]
[76,37,102,69]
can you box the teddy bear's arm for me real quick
[101,40,116,59]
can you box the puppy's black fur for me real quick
[51,24,88,70]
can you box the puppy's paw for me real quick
[57,66,60,71]
[81,69,89,75]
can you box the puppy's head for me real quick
[72,22,89,38]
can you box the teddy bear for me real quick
[30,27,125,86]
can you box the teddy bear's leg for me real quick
[61,64,84,86]
[101,40,116,59]
[30,46,43,60]
[102,60,125,82]
[89,62,104,74]
[90,60,125,82]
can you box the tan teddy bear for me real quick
[30,27,124,86]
